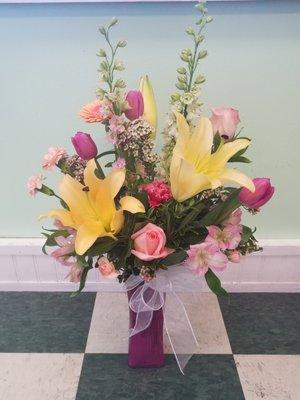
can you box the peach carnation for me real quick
[79,99,112,123]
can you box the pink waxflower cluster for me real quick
[186,209,243,276]
[42,147,66,170]
[141,180,172,208]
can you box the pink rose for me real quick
[187,242,228,276]
[27,174,45,196]
[131,223,175,261]
[42,147,66,170]
[239,177,275,209]
[98,257,118,279]
[210,107,240,139]
[141,180,172,208]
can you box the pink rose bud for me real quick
[97,257,118,279]
[210,107,240,139]
[228,250,241,263]
[71,132,98,160]
[131,223,175,261]
[125,90,144,121]
[239,177,275,209]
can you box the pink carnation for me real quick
[187,242,228,276]
[141,180,172,208]
[27,174,45,196]
[79,99,112,123]
[112,157,126,170]
[42,147,66,170]
[205,225,241,251]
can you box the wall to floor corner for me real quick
[0,1,300,239]
[0,238,299,292]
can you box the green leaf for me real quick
[70,266,91,297]
[158,250,187,267]
[228,155,251,164]
[39,185,55,196]
[86,237,116,257]
[60,199,70,210]
[198,189,241,227]
[205,269,228,297]
[179,203,205,231]
[95,150,117,160]
[240,225,253,244]
[41,229,69,255]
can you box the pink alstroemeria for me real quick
[66,263,82,283]
[223,209,242,226]
[187,242,228,276]
[51,236,75,266]
[42,147,66,170]
[205,225,241,251]
[227,250,241,263]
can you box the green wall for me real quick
[0,1,299,238]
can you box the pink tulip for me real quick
[210,107,240,139]
[131,223,174,261]
[239,178,275,209]
[71,132,98,160]
[125,90,144,121]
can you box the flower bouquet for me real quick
[28,1,274,373]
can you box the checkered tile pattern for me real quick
[0,292,299,399]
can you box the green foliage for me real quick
[205,269,228,297]
[86,237,117,258]
[97,18,127,95]
[71,257,93,297]
[41,229,70,255]
[158,250,187,267]
[198,189,241,226]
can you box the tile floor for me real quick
[0,292,299,399]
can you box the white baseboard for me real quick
[0,238,299,292]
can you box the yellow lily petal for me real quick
[106,169,125,199]
[75,220,107,255]
[219,168,255,192]
[210,139,251,172]
[39,209,75,228]
[84,159,100,201]
[59,175,95,224]
[111,209,125,235]
[139,75,157,138]
[170,113,254,202]
[170,158,211,202]
[120,196,145,214]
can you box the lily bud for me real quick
[239,178,275,209]
[139,75,157,139]
[125,90,144,121]
[71,132,98,160]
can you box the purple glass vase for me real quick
[127,286,165,368]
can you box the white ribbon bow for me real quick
[124,264,202,374]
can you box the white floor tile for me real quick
[235,355,300,400]
[86,292,231,354]
[0,353,83,400]
[85,292,129,353]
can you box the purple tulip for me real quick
[239,178,275,209]
[125,90,144,121]
[71,132,98,160]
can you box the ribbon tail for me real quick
[163,291,199,375]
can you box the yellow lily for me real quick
[139,75,157,139]
[170,112,255,202]
[40,160,145,255]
